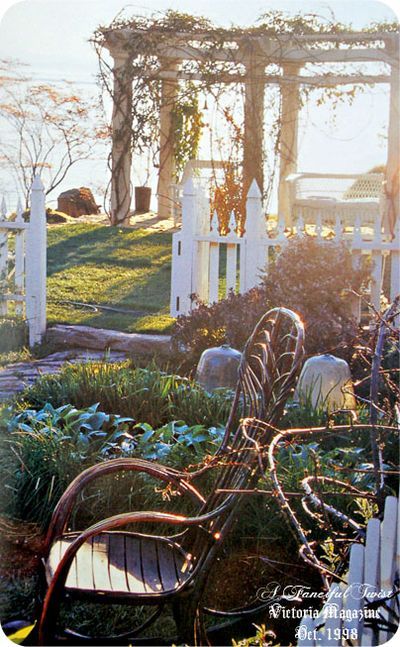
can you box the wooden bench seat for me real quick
[46,531,193,599]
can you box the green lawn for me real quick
[46,224,174,333]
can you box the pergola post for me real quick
[384,38,399,237]
[110,48,133,226]
[278,64,301,224]
[243,52,265,197]
[157,59,179,220]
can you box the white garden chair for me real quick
[286,172,384,225]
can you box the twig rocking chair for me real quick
[37,307,304,645]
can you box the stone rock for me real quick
[57,187,100,218]
[45,325,172,357]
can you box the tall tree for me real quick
[0,60,101,206]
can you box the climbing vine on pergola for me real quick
[92,10,399,227]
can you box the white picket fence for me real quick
[297,495,399,647]
[0,177,47,346]
[170,179,400,319]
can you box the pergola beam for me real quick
[138,71,391,86]
[104,27,396,43]
[263,31,396,43]
[277,48,393,64]
[148,43,393,65]
[104,29,396,65]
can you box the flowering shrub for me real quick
[172,238,371,369]
[262,237,370,361]
[172,288,269,371]
[210,169,245,235]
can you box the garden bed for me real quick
[0,350,398,644]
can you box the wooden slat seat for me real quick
[46,532,193,598]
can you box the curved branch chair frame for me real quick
[37,307,305,645]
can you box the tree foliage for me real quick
[0,60,101,205]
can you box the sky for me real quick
[0,0,399,209]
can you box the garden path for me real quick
[0,349,127,402]
[77,210,177,231]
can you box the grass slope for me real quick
[47,224,174,333]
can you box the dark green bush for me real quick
[172,287,269,371]
[262,237,370,362]
[0,318,28,353]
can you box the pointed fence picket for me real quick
[170,179,400,319]
[296,496,399,647]
[0,177,47,346]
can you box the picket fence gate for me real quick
[0,176,46,346]
[297,495,399,646]
[170,179,400,319]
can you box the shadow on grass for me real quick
[47,225,172,277]
[46,224,174,332]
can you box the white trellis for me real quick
[170,179,400,319]
[0,176,47,346]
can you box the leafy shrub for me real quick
[2,403,135,526]
[172,237,371,370]
[0,318,28,353]
[172,288,269,370]
[0,401,225,528]
[21,361,233,428]
[262,237,370,362]
[132,420,225,462]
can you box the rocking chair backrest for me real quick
[222,307,305,449]
[185,308,304,572]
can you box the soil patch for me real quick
[68,211,178,232]
[0,517,45,579]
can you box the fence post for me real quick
[170,178,197,316]
[241,180,266,292]
[14,199,25,317]
[192,185,210,302]
[370,218,383,314]
[390,218,400,306]
[349,214,362,323]
[209,211,220,304]
[26,176,46,346]
[0,198,8,317]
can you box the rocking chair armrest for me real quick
[45,457,205,550]
[39,508,223,644]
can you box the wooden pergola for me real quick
[101,26,399,227]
